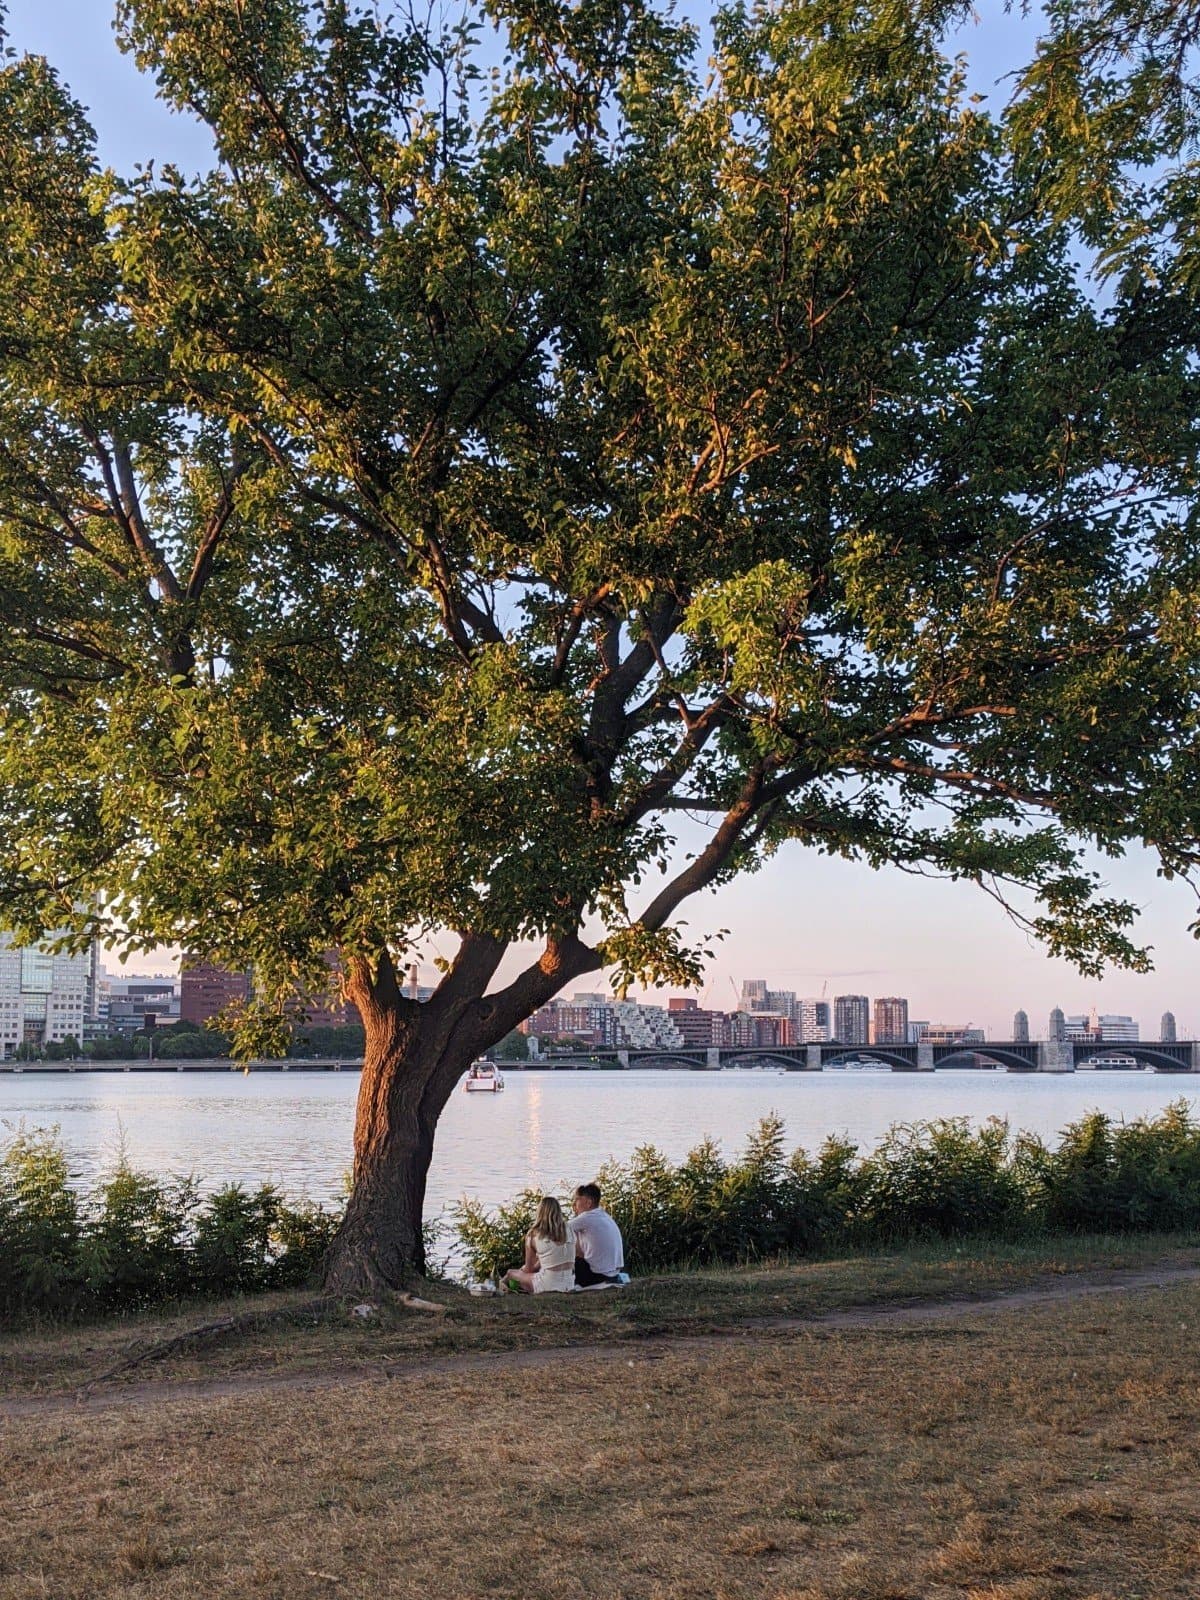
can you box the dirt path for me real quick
[4,1263,1198,1422]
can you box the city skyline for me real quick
[97,949,1188,1046]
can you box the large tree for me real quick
[2,0,1199,1290]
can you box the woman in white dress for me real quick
[502,1196,575,1294]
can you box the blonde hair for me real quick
[533,1195,567,1245]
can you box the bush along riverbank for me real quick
[453,1102,1200,1281]
[5,1101,1200,1323]
[0,1130,338,1324]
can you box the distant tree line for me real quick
[9,1018,369,1063]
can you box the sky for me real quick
[5,3,1198,1038]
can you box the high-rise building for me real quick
[611,1002,685,1049]
[873,996,909,1045]
[0,932,94,1056]
[85,939,101,1026]
[1049,1007,1066,1042]
[180,958,252,1028]
[796,998,831,1043]
[106,977,179,1034]
[729,1012,793,1049]
[1161,1011,1178,1043]
[735,978,800,1026]
[1012,1009,1029,1043]
[521,993,621,1046]
[1097,1013,1139,1043]
[833,994,870,1045]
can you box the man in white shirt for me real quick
[568,1182,625,1287]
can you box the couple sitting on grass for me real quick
[502,1182,626,1294]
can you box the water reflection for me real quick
[525,1076,543,1179]
[1,1069,1196,1226]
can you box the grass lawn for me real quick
[1,1235,1198,1598]
[3,1231,1199,1399]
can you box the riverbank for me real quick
[2,1236,1197,1600]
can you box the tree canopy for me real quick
[1011,0,1200,283]
[1,1,1198,1075]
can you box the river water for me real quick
[2,1067,1196,1227]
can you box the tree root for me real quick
[76,1296,334,1397]
[74,1288,453,1397]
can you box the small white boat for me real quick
[464,1060,505,1093]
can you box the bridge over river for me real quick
[523,1039,1200,1074]
[3,1042,1196,1076]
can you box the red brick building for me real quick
[181,953,361,1029]
[179,958,252,1027]
[667,998,733,1047]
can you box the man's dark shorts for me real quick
[574,1259,622,1288]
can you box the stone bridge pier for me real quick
[1038,1040,1075,1072]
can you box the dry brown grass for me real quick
[1,1277,1197,1600]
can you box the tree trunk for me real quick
[322,983,473,1295]
[321,935,601,1296]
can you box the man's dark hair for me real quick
[575,1182,602,1206]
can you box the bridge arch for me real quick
[625,1051,709,1071]
[720,1050,810,1071]
[1080,1044,1192,1072]
[821,1048,917,1072]
[932,1046,1040,1072]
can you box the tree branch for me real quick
[635,764,771,933]
[855,754,1059,811]
[110,437,183,603]
[427,931,510,1020]
[186,460,250,602]
[465,933,603,1045]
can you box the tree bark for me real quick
[322,971,471,1294]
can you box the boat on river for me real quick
[464,1060,505,1093]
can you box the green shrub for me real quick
[75,1165,194,1311]
[850,1118,1031,1244]
[0,1129,343,1324]
[1042,1102,1200,1232]
[188,1184,281,1295]
[273,1198,343,1286]
[453,1102,1200,1281]
[7,1100,1200,1320]
[0,1129,81,1319]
